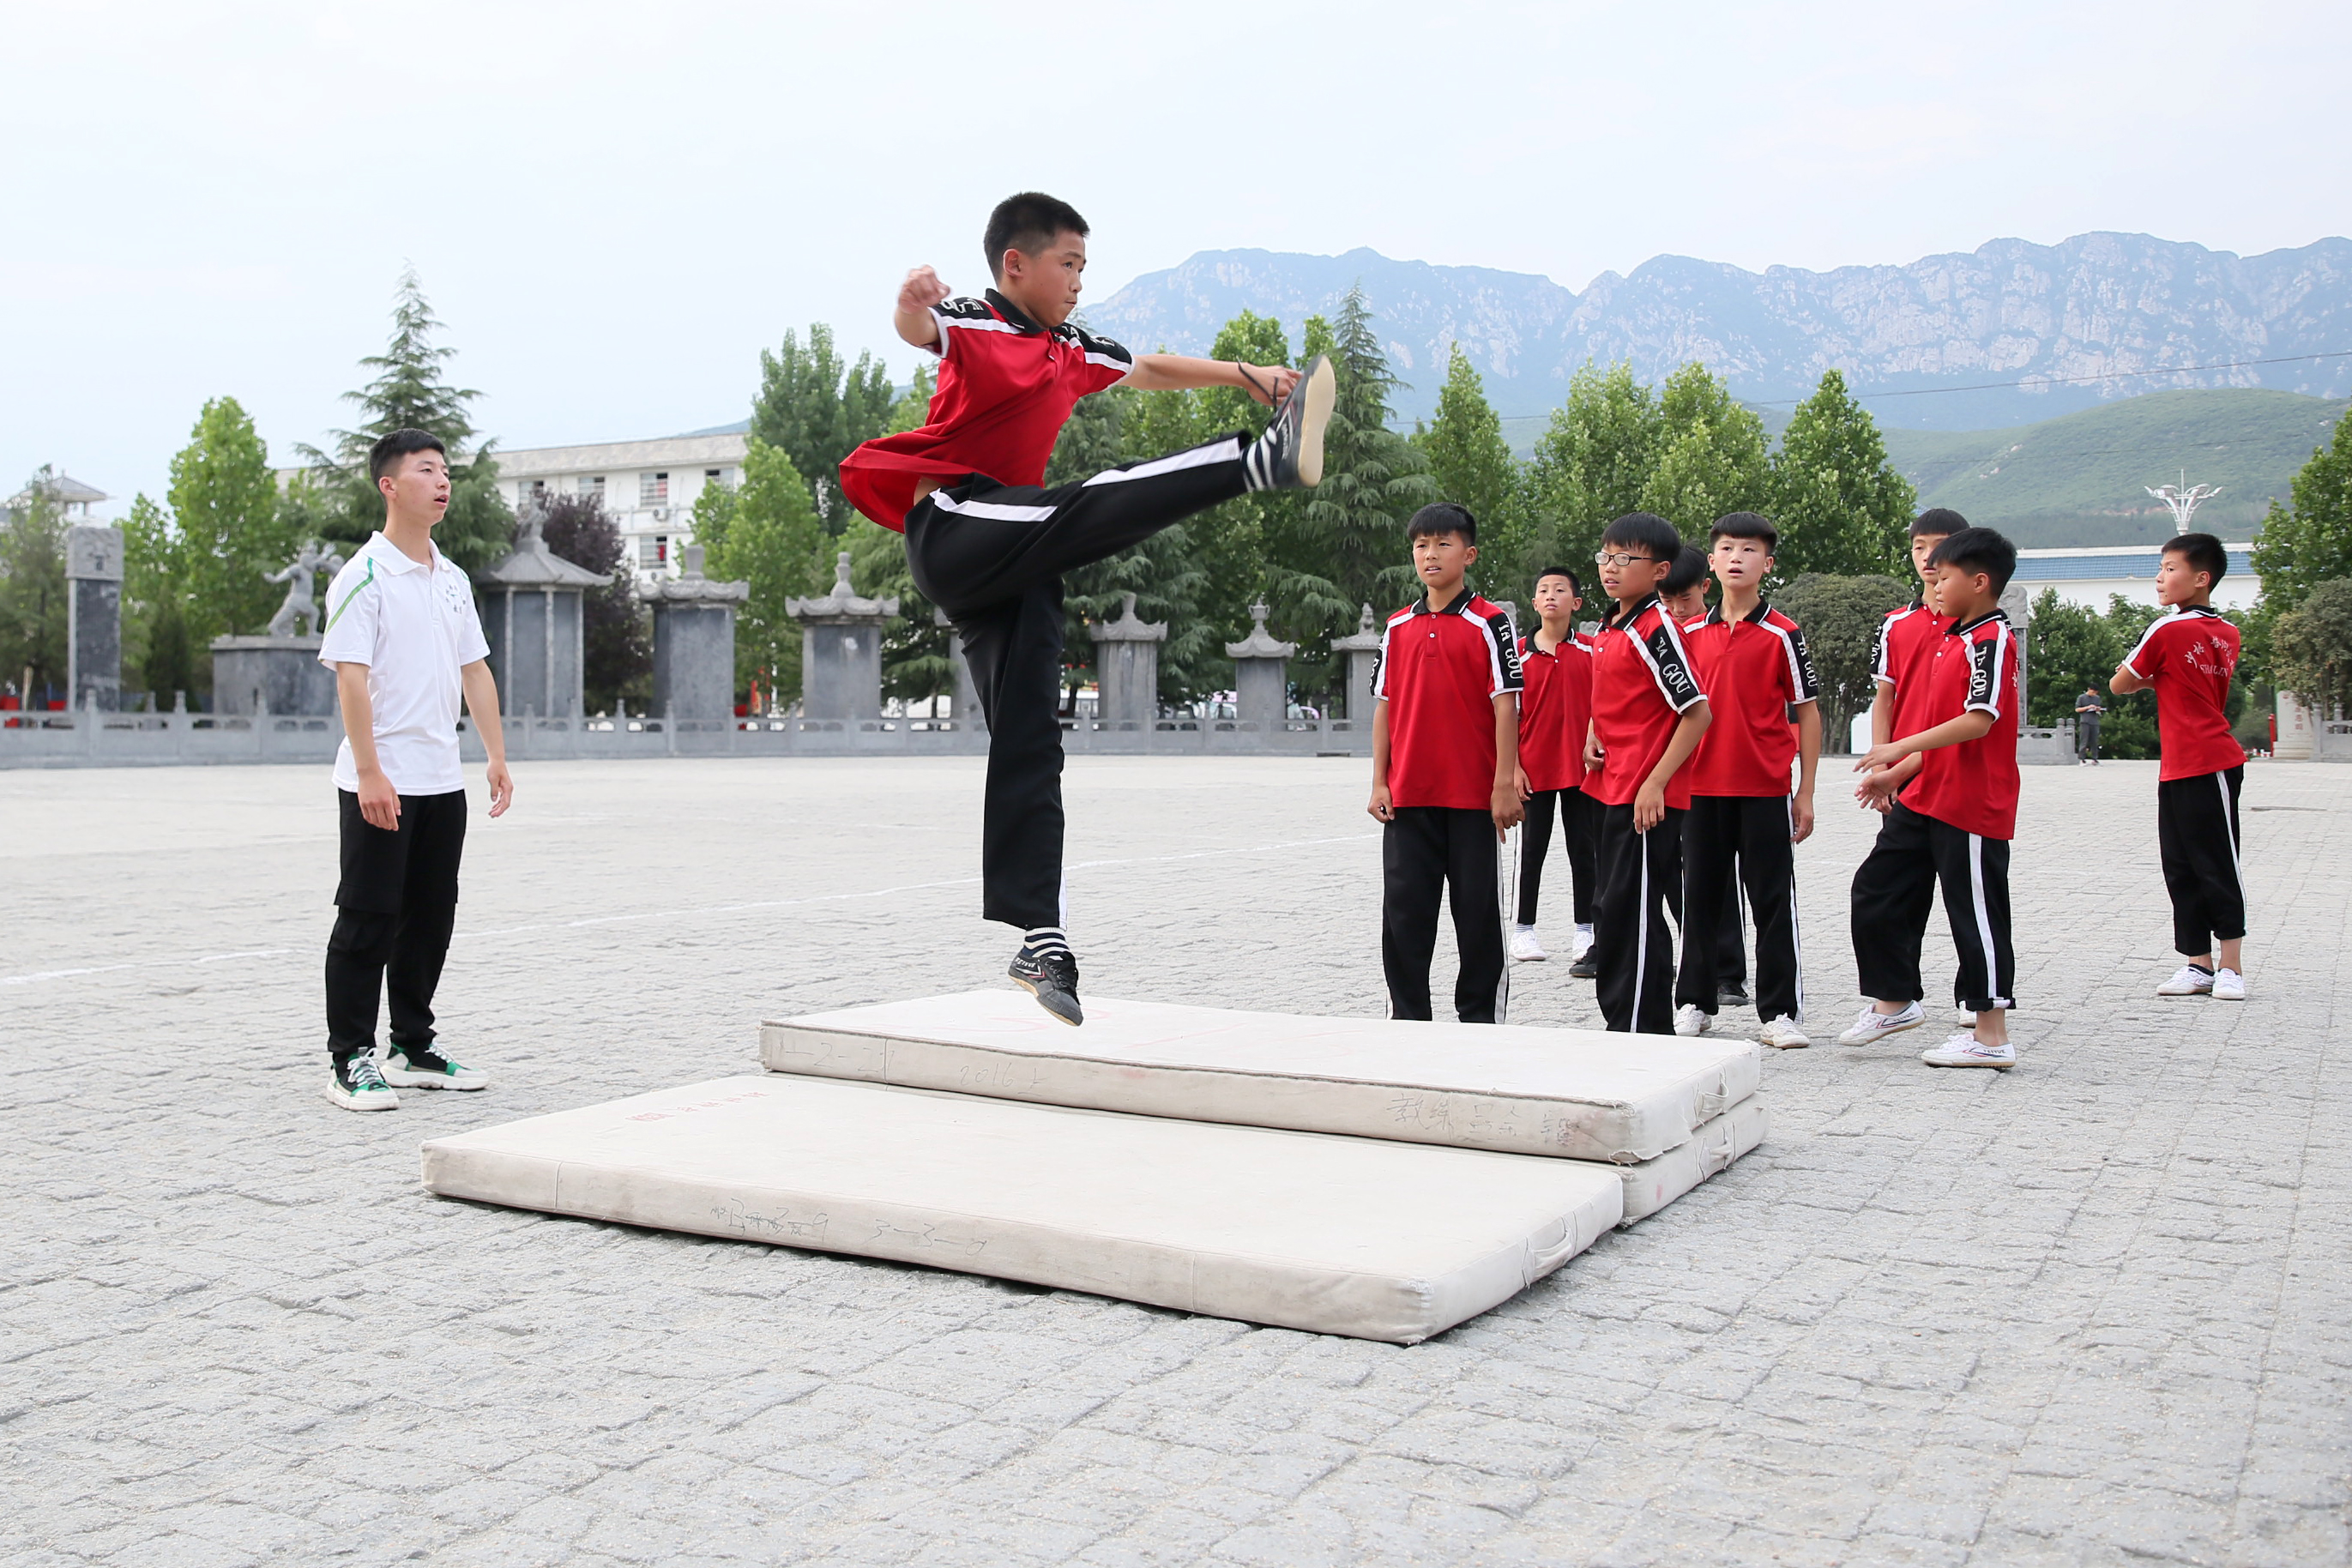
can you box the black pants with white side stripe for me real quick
[1677,794,1801,1022]
[1849,800,2015,1014]
[904,436,1251,931]
[1594,802,1685,1034]
[325,787,467,1065]
[1517,786,1599,926]
[2157,764,2245,956]
[1382,806,1508,1024]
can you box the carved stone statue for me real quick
[265,540,346,639]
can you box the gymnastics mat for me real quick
[761,992,1761,1165]
[420,1075,1624,1345]
[1613,1095,1770,1226]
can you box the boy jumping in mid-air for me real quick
[1511,566,1596,966]
[2110,533,2250,1000]
[839,193,1334,1026]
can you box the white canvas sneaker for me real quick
[1836,1000,1924,1046]
[1673,1004,1712,1037]
[1921,1033,2017,1070]
[1508,925,1547,963]
[2156,965,2215,997]
[1758,1015,1812,1049]
[2212,968,2246,1001]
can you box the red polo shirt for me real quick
[1588,594,1707,810]
[839,289,1135,531]
[1375,588,1524,810]
[2122,605,2245,781]
[1873,594,1945,734]
[1901,609,2022,841]
[1516,630,1594,793]
[1684,602,1819,798]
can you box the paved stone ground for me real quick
[3,756,2347,1567]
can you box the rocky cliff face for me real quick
[1083,233,2352,431]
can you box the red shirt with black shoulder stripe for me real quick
[1374,589,1525,810]
[1587,594,1708,810]
[1515,630,1595,793]
[1682,601,1819,798]
[1873,594,1945,734]
[1900,609,2023,841]
[2121,605,2245,781]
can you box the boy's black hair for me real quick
[370,428,448,485]
[1661,544,1710,598]
[985,192,1089,278]
[1710,510,1778,551]
[1913,507,1969,539]
[1598,511,1680,560]
[1926,526,2017,595]
[1534,564,1582,599]
[1407,503,1477,545]
[2164,531,2228,584]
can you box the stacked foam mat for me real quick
[422,992,1766,1344]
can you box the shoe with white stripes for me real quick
[2212,967,2246,1001]
[2156,965,2214,997]
[1508,925,1547,962]
[1921,1033,2016,1070]
[1243,356,1334,490]
[1836,1000,1924,1046]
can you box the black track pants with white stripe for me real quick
[1382,806,1508,1024]
[1677,794,1802,1022]
[1594,802,1685,1034]
[1518,786,1600,926]
[903,435,1251,931]
[2156,764,2245,956]
[1849,800,2016,1014]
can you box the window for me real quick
[706,468,722,481]
[637,536,670,568]
[641,472,669,506]
[579,475,605,496]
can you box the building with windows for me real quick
[493,431,747,581]
[2011,541,2259,612]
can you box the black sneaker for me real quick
[325,1054,400,1113]
[1242,355,1335,490]
[1567,954,1600,980]
[1717,984,1752,1009]
[1010,946,1083,1027]
[382,1044,489,1091]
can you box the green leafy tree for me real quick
[118,492,178,699]
[536,493,652,712]
[751,324,897,535]
[696,437,828,703]
[1523,361,1661,576]
[844,518,953,704]
[1417,343,1529,595]
[298,269,514,575]
[1772,572,1910,751]
[2271,579,2352,717]
[885,364,937,437]
[167,395,291,642]
[2024,593,2163,757]
[1640,362,1770,535]
[1769,369,1915,582]
[2252,402,2352,615]
[0,468,69,705]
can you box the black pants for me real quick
[2157,765,2245,956]
[1664,823,1748,991]
[1678,796,1800,1020]
[325,788,467,1064]
[2078,720,2102,761]
[1382,806,1508,1023]
[1848,800,2015,1014]
[1594,802,1684,1034]
[1518,786,1598,926]
[905,434,1251,930]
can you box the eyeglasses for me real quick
[1593,551,1656,568]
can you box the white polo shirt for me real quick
[317,532,492,796]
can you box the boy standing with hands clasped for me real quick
[2110,533,2249,999]
[1844,527,2023,1069]
[1510,566,1596,966]
[1583,513,1711,1034]
[1368,505,1526,1023]
[316,430,511,1111]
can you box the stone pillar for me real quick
[934,607,985,731]
[209,636,338,715]
[65,525,124,713]
[1999,582,2034,709]
[483,514,612,719]
[1089,593,1166,731]
[1224,600,1298,730]
[1330,603,1384,723]
[643,544,751,722]
[787,552,898,722]
[2274,691,2316,761]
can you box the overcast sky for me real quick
[6,0,2348,510]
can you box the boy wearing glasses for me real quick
[1582,514,1711,1034]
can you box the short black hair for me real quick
[1913,507,1969,539]
[1926,526,2017,595]
[370,428,448,484]
[1599,511,1680,560]
[1661,545,1710,598]
[984,192,1089,280]
[1710,510,1778,551]
[1407,503,1477,545]
[2164,531,2228,583]
[1535,564,1582,599]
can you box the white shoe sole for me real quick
[324,1084,400,1112]
[1294,358,1335,486]
[381,1061,489,1090]
[1923,1054,2014,1070]
[1760,1034,1811,1050]
[1511,950,1547,964]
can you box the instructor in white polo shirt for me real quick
[316,429,513,1111]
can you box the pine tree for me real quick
[1639,362,1770,537]
[1417,343,1526,599]
[751,323,898,534]
[1767,369,1915,582]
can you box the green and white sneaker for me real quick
[326,1054,401,1112]
[381,1044,489,1091]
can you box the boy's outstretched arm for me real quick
[1125,354,1300,404]
[1853,710,1995,777]
[894,266,950,349]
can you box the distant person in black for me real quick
[2075,685,2105,765]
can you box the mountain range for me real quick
[1083,232,2352,432]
